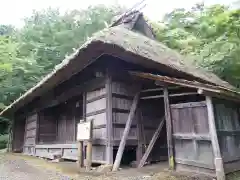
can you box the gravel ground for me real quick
[0,154,70,180]
[0,153,213,180]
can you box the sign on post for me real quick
[77,121,92,141]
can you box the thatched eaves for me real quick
[0,26,235,116]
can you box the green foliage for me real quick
[152,4,240,88]
[1,3,240,136]
[0,134,8,149]
[0,5,124,133]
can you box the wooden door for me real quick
[170,101,215,171]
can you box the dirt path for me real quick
[0,153,214,180]
[0,153,70,180]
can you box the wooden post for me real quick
[138,117,165,168]
[112,92,140,171]
[163,87,174,169]
[77,141,83,168]
[77,93,87,168]
[86,141,92,171]
[206,96,225,180]
[86,120,93,171]
[136,110,143,164]
[106,74,113,164]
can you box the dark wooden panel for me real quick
[24,113,38,146]
[214,99,240,166]
[12,118,25,152]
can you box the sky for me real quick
[0,0,237,26]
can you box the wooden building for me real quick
[1,11,240,180]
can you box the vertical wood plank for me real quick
[83,92,87,122]
[163,87,174,169]
[191,108,198,161]
[138,117,165,168]
[106,73,113,164]
[86,120,93,171]
[206,96,225,180]
[112,92,140,171]
[136,110,143,164]
[35,114,39,155]
[77,93,86,168]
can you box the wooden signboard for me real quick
[77,121,92,141]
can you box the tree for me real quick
[0,5,124,134]
[152,4,240,88]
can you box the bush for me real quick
[0,134,8,149]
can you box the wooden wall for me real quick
[85,87,107,163]
[214,99,240,174]
[171,101,215,175]
[23,113,38,155]
[111,80,168,163]
[12,117,25,152]
[38,109,56,144]
[112,81,140,144]
[56,101,80,143]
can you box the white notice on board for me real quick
[77,121,91,141]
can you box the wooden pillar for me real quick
[206,96,225,180]
[106,74,113,164]
[77,141,83,168]
[112,92,140,171]
[136,110,143,164]
[86,120,93,171]
[163,87,174,169]
[77,93,86,168]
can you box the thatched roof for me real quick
[0,26,235,116]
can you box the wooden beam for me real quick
[43,77,106,109]
[138,117,165,168]
[86,109,106,117]
[206,96,225,180]
[141,86,180,93]
[217,130,240,136]
[86,94,106,104]
[163,87,174,170]
[175,158,215,170]
[112,92,140,171]
[173,133,211,141]
[106,74,113,165]
[198,89,240,103]
[141,92,198,100]
[136,110,144,164]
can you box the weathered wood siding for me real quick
[56,105,77,143]
[171,101,215,175]
[23,113,38,155]
[111,80,168,162]
[112,81,140,143]
[214,99,240,173]
[12,118,25,152]
[86,87,107,141]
